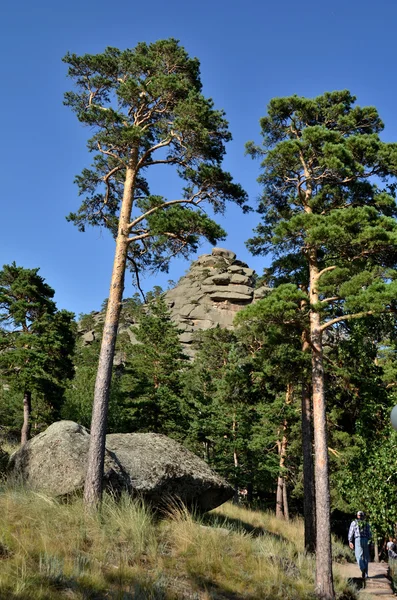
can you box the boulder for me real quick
[254,285,270,299]
[8,421,126,496]
[106,432,234,511]
[8,422,234,512]
[211,248,236,260]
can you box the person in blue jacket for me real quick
[348,511,372,579]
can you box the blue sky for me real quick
[1,0,396,316]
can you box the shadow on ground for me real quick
[191,574,275,600]
[347,576,365,590]
[202,512,287,543]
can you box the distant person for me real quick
[387,537,397,560]
[348,511,372,579]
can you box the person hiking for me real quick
[348,511,372,579]
[387,537,397,560]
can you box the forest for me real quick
[1,38,397,600]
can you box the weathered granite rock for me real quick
[106,432,234,511]
[161,248,259,354]
[8,422,234,511]
[79,247,263,357]
[8,421,126,495]
[211,248,236,260]
[254,286,270,300]
[209,290,253,302]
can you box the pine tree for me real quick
[182,328,264,499]
[119,295,190,437]
[0,263,75,444]
[235,287,307,520]
[247,91,397,599]
[63,39,248,505]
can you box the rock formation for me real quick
[80,248,268,357]
[9,421,234,511]
[164,248,267,356]
[106,432,234,511]
[8,421,126,496]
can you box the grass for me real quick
[0,483,357,600]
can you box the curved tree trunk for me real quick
[309,254,335,600]
[84,160,137,507]
[21,390,32,446]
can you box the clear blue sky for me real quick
[1,0,396,316]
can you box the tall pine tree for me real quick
[64,39,247,505]
[247,91,397,599]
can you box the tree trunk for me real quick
[309,254,335,600]
[84,160,137,507]
[374,535,379,562]
[283,476,289,521]
[301,381,316,553]
[21,390,32,446]
[232,411,240,503]
[276,461,284,518]
[276,424,288,519]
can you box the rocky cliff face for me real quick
[81,248,267,356]
[164,248,267,356]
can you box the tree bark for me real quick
[84,158,138,507]
[276,461,284,518]
[21,390,32,446]
[374,535,379,562]
[309,253,335,600]
[276,423,288,519]
[301,380,316,553]
[232,412,239,503]
[283,475,289,521]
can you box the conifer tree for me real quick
[235,286,308,519]
[119,295,189,437]
[247,91,397,599]
[63,39,247,505]
[0,263,75,444]
[182,328,264,498]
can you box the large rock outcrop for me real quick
[106,432,233,511]
[8,421,126,496]
[9,421,234,511]
[164,248,267,356]
[79,248,268,357]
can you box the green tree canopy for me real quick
[247,90,397,599]
[0,263,75,443]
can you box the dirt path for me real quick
[335,561,395,598]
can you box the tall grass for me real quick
[0,483,357,599]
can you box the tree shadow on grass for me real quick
[190,574,279,600]
[1,574,133,600]
[201,512,287,543]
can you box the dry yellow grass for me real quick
[0,484,357,599]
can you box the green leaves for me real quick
[0,264,76,425]
[64,38,247,271]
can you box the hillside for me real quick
[0,486,356,600]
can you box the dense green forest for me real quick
[2,286,397,537]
